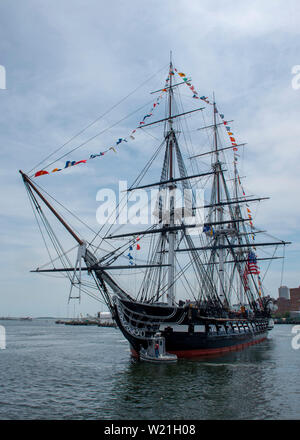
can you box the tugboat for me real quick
[20,55,290,359]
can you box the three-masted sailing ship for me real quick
[20,59,290,359]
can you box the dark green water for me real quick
[0,319,299,420]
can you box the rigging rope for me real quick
[28,63,168,175]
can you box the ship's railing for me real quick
[120,300,179,321]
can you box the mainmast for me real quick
[212,100,225,303]
[167,55,176,306]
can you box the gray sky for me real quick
[0,0,299,317]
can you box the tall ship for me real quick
[20,58,290,359]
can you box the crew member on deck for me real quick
[155,342,159,358]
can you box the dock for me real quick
[55,318,116,328]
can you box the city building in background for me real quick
[276,286,300,315]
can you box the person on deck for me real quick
[154,342,159,358]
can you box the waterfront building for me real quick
[276,286,300,315]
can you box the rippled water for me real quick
[0,319,299,420]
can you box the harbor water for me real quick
[0,319,299,420]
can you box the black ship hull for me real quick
[113,298,271,359]
[130,333,268,359]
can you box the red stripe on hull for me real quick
[130,336,267,360]
[169,336,267,358]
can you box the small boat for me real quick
[139,333,177,363]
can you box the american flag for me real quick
[243,252,260,290]
[247,251,260,275]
